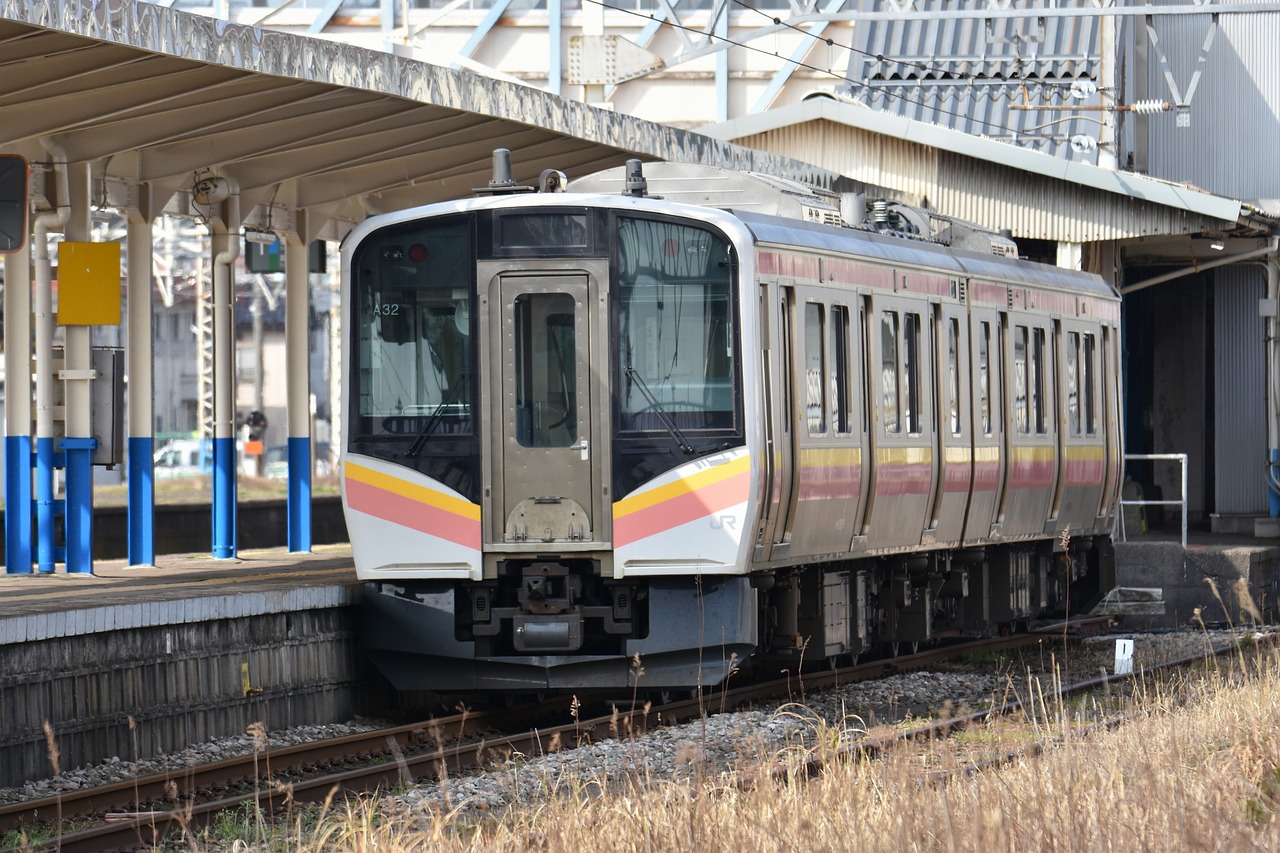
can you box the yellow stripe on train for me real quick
[345,460,481,522]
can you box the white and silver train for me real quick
[341,154,1122,692]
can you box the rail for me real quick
[1119,453,1188,549]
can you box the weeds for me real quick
[20,637,1280,852]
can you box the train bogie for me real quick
[343,155,1121,694]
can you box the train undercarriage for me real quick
[361,536,1115,693]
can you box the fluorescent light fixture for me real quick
[243,227,276,245]
[1210,239,1225,251]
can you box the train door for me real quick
[1098,326,1123,523]
[965,308,1003,541]
[1053,322,1106,533]
[787,298,866,557]
[999,312,1057,538]
[486,272,607,547]
[927,301,970,545]
[864,293,934,549]
[758,282,798,559]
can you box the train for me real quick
[341,152,1121,693]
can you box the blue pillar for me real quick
[35,436,56,573]
[288,436,312,552]
[5,436,33,574]
[212,436,237,559]
[61,437,96,574]
[128,436,155,565]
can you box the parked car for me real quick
[153,438,258,479]
[265,442,333,479]
[153,439,211,479]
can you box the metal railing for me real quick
[1118,453,1188,549]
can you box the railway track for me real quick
[0,619,1115,852]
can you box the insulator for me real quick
[624,159,648,197]
[1127,99,1170,115]
[872,199,889,223]
[488,148,516,189]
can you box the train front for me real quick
[341,192,760,692]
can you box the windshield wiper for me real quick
[625,365,694,454]
[406,377,466,458]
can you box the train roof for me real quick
[733,209,1118,302]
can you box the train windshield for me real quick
[614,216,736,432]
[351,216,474,437]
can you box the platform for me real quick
[0,545,382,789]
[0,543,358,635]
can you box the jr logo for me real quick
[709,514,738,531]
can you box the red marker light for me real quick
[409,243,428,263]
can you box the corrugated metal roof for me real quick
[839,0,1105,163]
[702,97,1260,241]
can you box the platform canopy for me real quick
[0,0,837,239]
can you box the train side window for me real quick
[1083,333,1097,435]
[947,317,960,437]
[1032,326,1047,435]
[881,311,900,434]
[1013,325,1029,434]
[860,304,871,433]
[832,305,852,435]
[1066,331,1081,436]
[903,312,922,435]
[805,302,827,435]
[978,321,992,436]
[781,296,793,437]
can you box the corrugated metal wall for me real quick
[1214,265,1268,515]
[734,122,1228,242]
[1147,8,1280,202]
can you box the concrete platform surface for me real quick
[0,544,358,643]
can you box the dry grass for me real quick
[282,646,1280,853]
[12,640,1279,852]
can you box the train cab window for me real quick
[804,303,827,435]
[1032,327,1047,434]
[1066,332,1081,436]
[832,305,852,435]
[352,215,473,435]
[978,322,992,436]
[880,312,900,433]
[1013,325,1029,434]
[1083,333,1098,435]
[946,318,960,437]
[614,216,735,433]
[903,312,922,435]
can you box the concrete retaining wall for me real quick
[1114,542,1280,629]
[0,585,391,789]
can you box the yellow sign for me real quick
[58,241,121,326]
